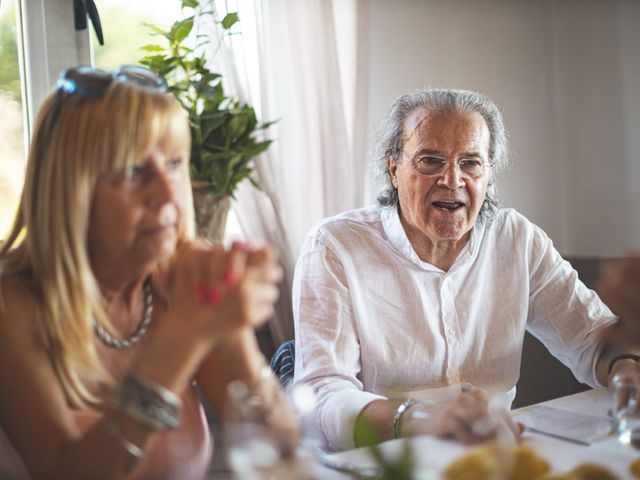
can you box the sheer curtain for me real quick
[201,0,371,344]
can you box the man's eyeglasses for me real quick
[56,65,167,97]
[410,155,494,179]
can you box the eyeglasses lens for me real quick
[415,161,487,178]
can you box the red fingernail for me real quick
[223,268,236,288]
[208,284,222,306]
[195,283,208,303]
[232,240,251,251]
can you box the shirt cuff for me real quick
[318,389,385,451]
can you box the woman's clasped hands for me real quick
[155,240,283,348]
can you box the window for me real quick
[90,0,181,69]
[0,0,26,237]
[3,0,245,242]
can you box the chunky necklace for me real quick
[93,277,153,349]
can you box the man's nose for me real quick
[437,162,465,189]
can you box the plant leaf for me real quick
[181,0,198,9]
[139,44,165,53]
[258,118,280,129]
[221,12,239,30]
[143,22,166,35]
[172,17,194,43]
[248,176,262,190]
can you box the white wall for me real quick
[366,0,640,256]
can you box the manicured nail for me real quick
[223,268,236,288]
[208,284,222,306]
[232,240,252,251]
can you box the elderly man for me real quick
[292,88,635,452]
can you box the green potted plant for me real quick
[140,0,271,242]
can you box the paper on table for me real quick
[514,405,611,443]
[536,388,613,418]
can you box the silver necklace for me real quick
[93,277,153,349]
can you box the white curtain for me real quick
[201,0,371,344]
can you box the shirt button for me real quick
[448,328,455,335]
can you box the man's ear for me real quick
[388,158,399,188]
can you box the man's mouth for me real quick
[432,200,465,211]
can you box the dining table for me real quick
[313,387,639,480]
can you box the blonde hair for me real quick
[0,79,193,409]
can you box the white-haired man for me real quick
[293,88,633,452]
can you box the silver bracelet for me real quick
[105,417,144,458]
[116,373,182,430]
[393,399,417,439]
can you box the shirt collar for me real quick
[380,205,481,272]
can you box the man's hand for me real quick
[401,387,521,444]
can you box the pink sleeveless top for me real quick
[0,427,29,479]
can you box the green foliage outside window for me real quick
[0,2,21,102]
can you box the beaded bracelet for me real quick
[393,399,417,439]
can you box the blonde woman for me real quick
[0,65,297,479]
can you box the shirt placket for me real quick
[441,274,461,385]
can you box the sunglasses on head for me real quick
[44,65,168,146]
[56,65,167,96]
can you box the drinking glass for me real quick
[223,379,320,479]
[612,372,640,448]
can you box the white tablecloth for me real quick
[323,389,638,479]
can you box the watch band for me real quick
[608,353,640,375]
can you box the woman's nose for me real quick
[147,168,177,210]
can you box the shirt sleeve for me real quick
[292,231,384,451]
[525,221,617,387]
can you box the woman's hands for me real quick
[156,240,283,349]
[134,240,282,395]
[400,387,520,445]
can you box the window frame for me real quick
[18,0,91,141]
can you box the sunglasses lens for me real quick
[116,66,167,91]
[57,66,166,97]
[57,67,113,96]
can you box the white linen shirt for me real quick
[292,205,616,451]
